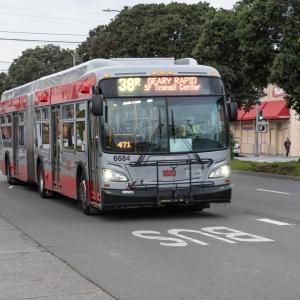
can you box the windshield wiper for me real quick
[171,110,176,142]
[158,108,162,149]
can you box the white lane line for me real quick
[256,218,293,226]
[256,188,290,195]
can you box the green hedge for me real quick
[231,160,300,177]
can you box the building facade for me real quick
[231,84,300,156]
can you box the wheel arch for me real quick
[76,161,87,188]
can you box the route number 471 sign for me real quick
[132,227,273,247]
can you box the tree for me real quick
[192,9,262,109]
[77,3,215,62]
[270,0,300,112]
[193,0,300,110]
[0,72,8,97]
[5,45,74,89]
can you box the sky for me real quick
[0,0,237,73]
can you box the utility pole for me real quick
[255,100,260,157]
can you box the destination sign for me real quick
[100,76,224,98]
[117,77,201,96]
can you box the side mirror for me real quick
[92,94,103,116]
[228,101,238,122]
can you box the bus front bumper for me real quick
[101,184,231,209]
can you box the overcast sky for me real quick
[0,0,237,72]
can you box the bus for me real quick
[0,58,237,214]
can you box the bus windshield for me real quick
[101,96,228,153]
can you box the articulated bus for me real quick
[0,58,237,214]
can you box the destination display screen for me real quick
[100,76,224,97]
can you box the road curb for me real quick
[232,170,300,181]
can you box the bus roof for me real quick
[1,58,220,102]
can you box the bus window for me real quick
[2,125,12,147]
[42,123,50,149]
[42,108,49,121]
[6,114,12,124]
[76,121,86,152]
[76,103,86,119]
[63,104,75,119]
[19,125,25,146]
[35,109,41,122]
[35,123,42,148]
[19,112,24,123]
[0,116,5,125]
[63,122,75,151]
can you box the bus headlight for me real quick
[102,169,129,182]
[209,165,231,178]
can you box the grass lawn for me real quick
[231,159,300,177]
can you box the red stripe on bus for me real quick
[34,75,96,107]
[17,165,28,182]
[60,174,77,199]
[0,96,27,113]
[44,170,53,191]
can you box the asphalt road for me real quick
[0,173,299,300]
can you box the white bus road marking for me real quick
[256,188,290,195]
[256,218,294,226]
[132,227,273,247]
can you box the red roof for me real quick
[262,100,289,119]
[240,103,267,121]
[237,100,289,121]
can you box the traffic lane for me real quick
[231,174,300,224]
[232,173,300,197]
[0,178,299,300]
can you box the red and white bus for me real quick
[0,58,237,214]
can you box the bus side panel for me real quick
[60,174,77,199]
[60,152,77,199]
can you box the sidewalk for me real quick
[0,214,113,300]
[235,154,299,163]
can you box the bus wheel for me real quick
[78,174,97,215]
[6,157,15,185]
[38,164,48,198]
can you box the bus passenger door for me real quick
[88,105,100,203]
[51,106,61,191]
[12,113,19,177]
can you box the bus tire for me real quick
[38,164,48,198]
[6,157,15,185]
[77,173,98,215]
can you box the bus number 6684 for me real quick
[114,155,131,162]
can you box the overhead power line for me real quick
[0,12,105,22]
[0,37,82,44]
[0,30,87,37]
